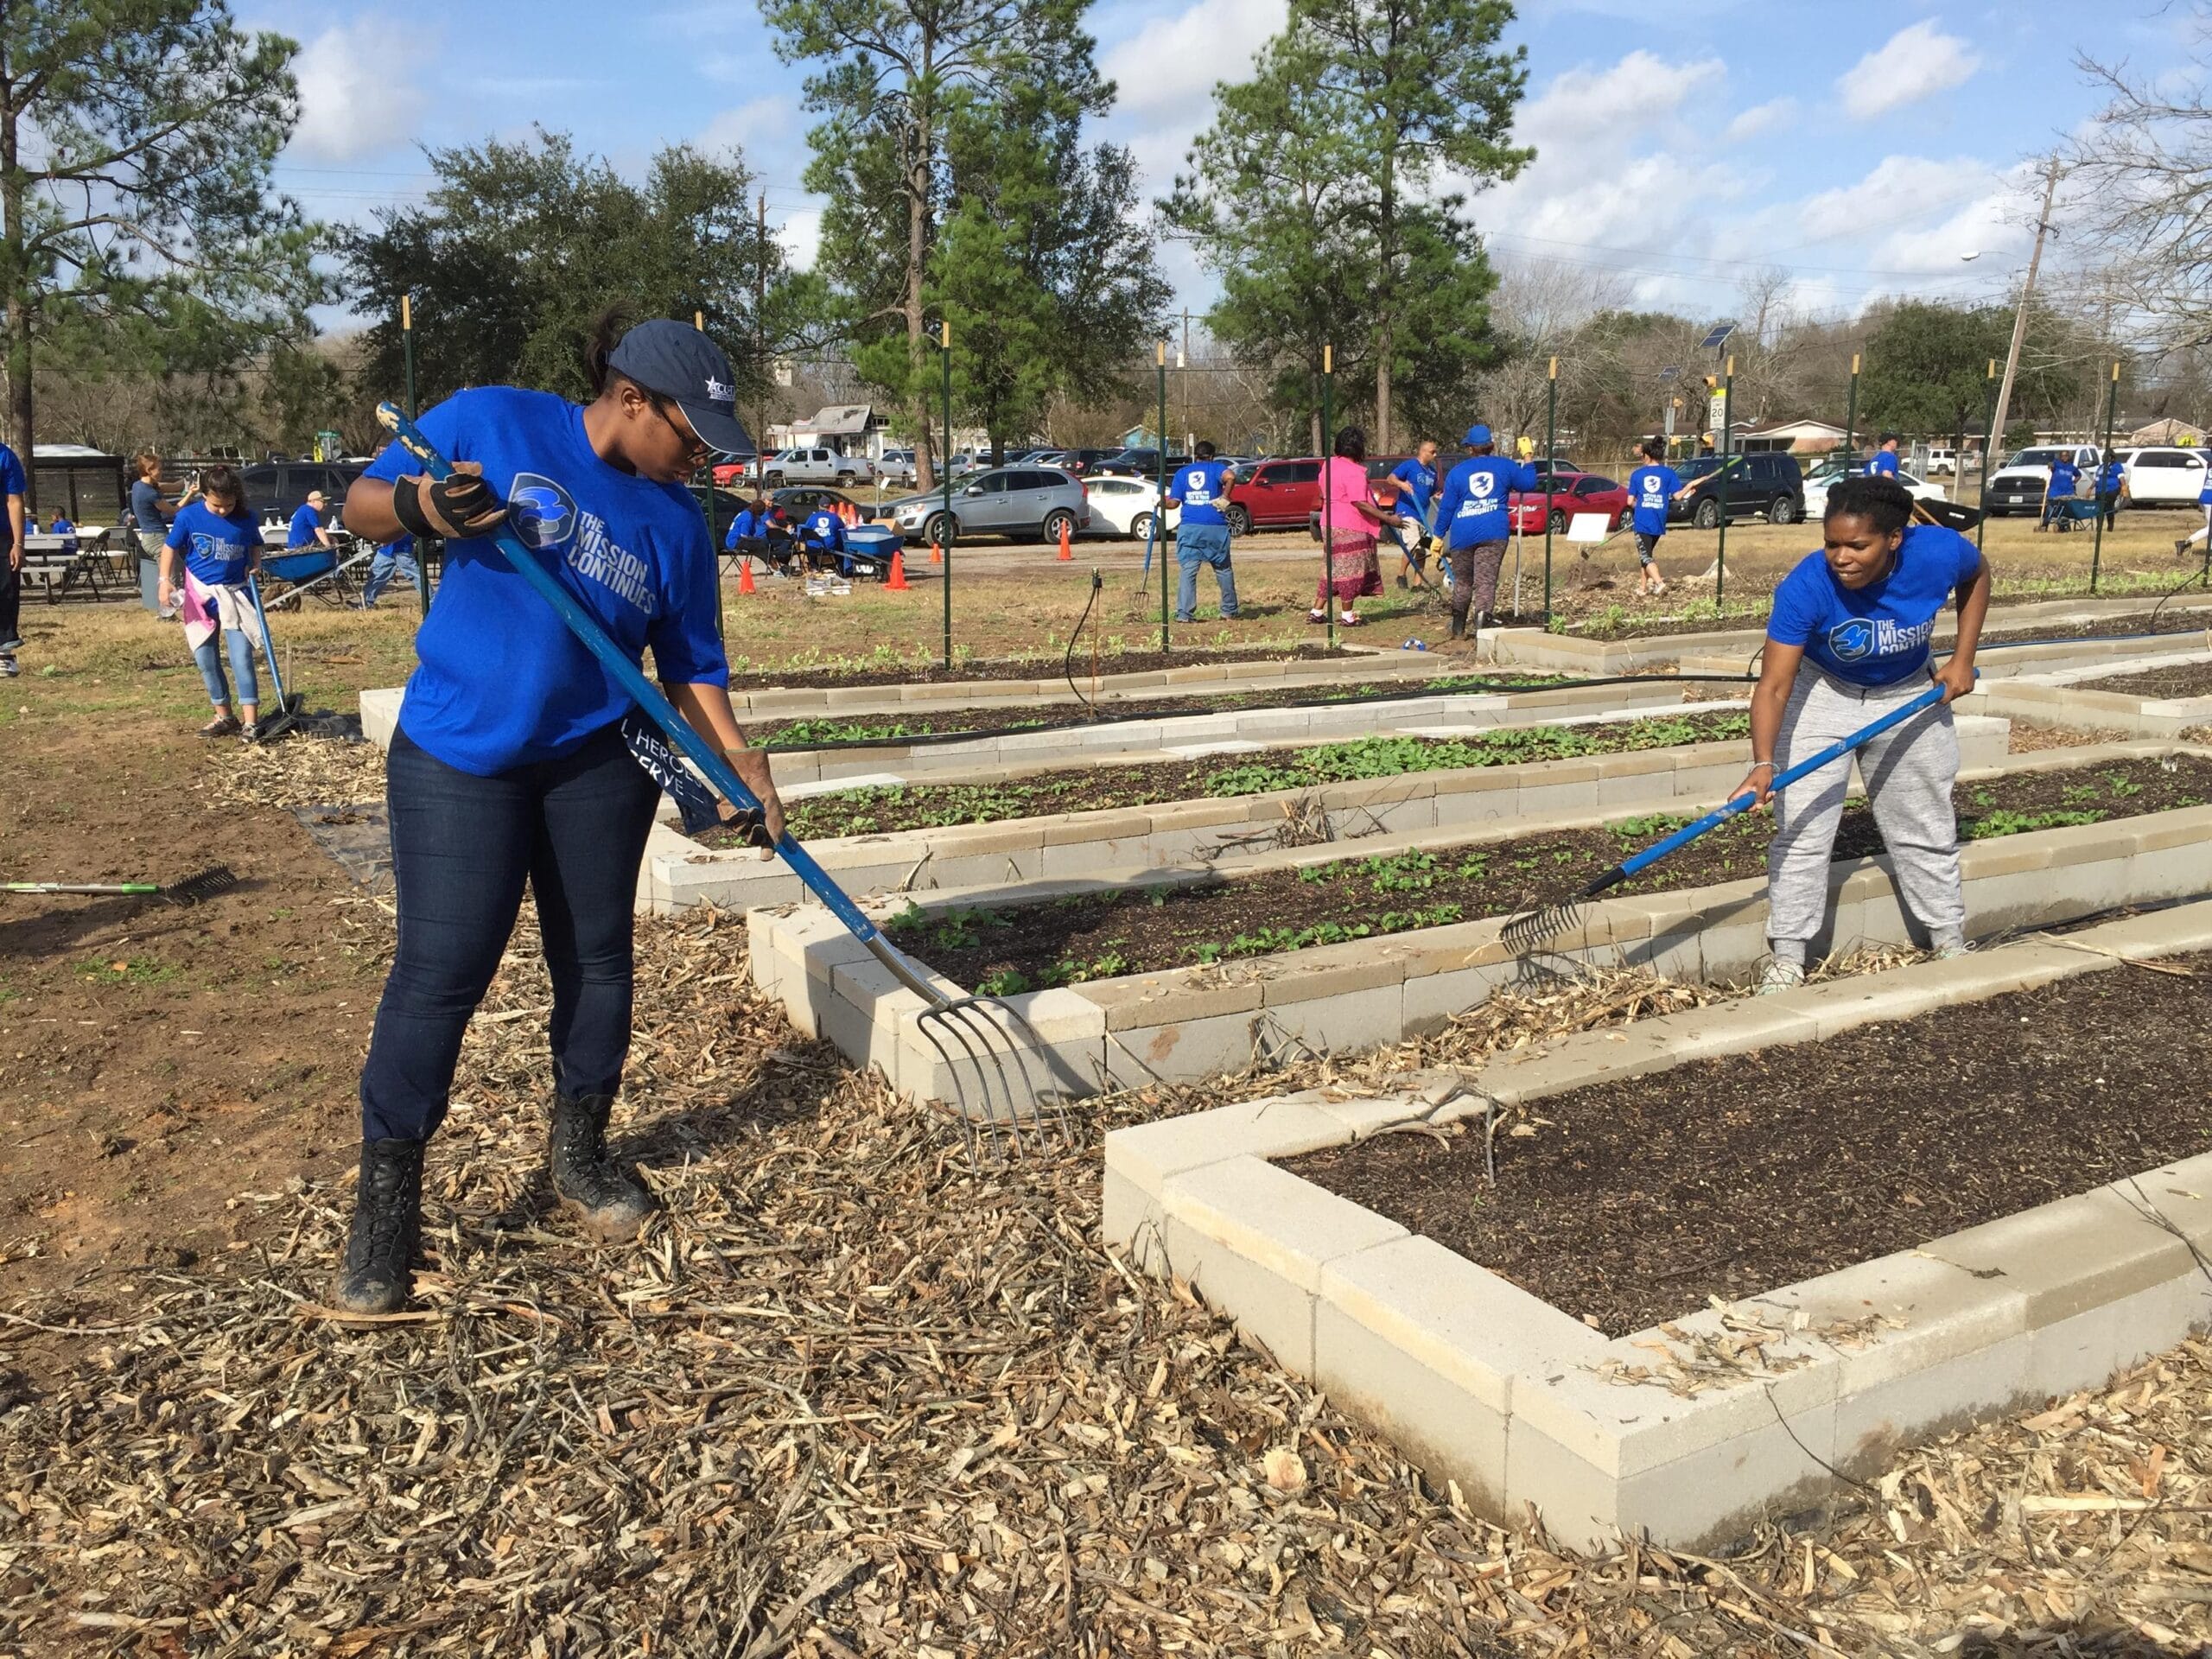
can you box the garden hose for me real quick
[1063,569,1103,715]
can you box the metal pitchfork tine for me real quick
[372,403,1066,1169]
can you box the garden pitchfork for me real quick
[372,404,1067,1170]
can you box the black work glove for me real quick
[391,462,508,541]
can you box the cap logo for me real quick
[705,376,733,404]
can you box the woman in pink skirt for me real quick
[1310,426,1395,626]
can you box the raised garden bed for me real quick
[710,713,1756,844]
[2082,657,2212,699]
[725,643,1354,690]
[1287,954,2212,1337]
[884,757,2212,993]
[1554,593,2212,645]
[749,671,1581,748]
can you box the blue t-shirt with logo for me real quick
[1767,524,1981,688]
[1626,464,1681,537]
[1867,449,1901,478]
[164,499,263,588]
[1170,460,1231,527]
[724,508,770,547]
[1437,455,1538,547]
[287,504,323,547]
[799,510,845,550]
[0,444,22,555]
[2047,460,2079,499]
[2097,461,2125,495]
[362,385,727,776]
[1388,456,1437,525]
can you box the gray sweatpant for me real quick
[1766,666,1965,965]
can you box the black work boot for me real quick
[548,1092,654,1243]
[1447,614,1465,641]
[334,1138,425,1314]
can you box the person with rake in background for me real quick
[1732,474,1990,995]
[158,465,267,737]
[333,311,786,1316]
[1434,423,1536,643]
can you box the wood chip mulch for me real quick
[3,750,2208,1655]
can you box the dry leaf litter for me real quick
[0,741,2204,1656]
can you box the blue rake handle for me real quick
[1584,677,1960,898]
[371,402,915,976]
[245,574,291,708]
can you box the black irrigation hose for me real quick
[1063,569,1103,716]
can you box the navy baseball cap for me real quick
[1462,423,1492,447]
[607,320,757,458]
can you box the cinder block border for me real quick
[1979,645,2212,739]
[1101,899,2212,1553]
[752,765,2212,1105]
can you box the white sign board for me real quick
[1567,512,1611,543]
[1707,391,1727,433]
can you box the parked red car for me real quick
[1508,470,1630,534]
[1222,457,1323,534]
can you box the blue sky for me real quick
[256,0,2187,329]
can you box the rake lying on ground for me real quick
[2,866,238,906]
[1501,678,1956,956]
[373,404,1065,1170]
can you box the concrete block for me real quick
[1402,964,1513,1033]
[2024,1273,2212,1406]
[1102,1006,1263,1088]
[1256,950,1406,1005]
[1254,980,1404,1062]
[1923,1186,2198,1332]
[1080,972,1263,1030]
[1166,1155,1408,1295]
[359,686,402,750]
[1105,1097,1353,1233]
[1313,1296,1512,1517]
[1310,1094,1431,1138]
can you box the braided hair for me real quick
[1823,474,1916,536]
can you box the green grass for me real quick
[78,956,182,988]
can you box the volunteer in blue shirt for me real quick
[333,313,785,1317]
[2177,470,2212,559]
[359,531,421,609]
[1387,439,1440,589]
[2039,454,2081,530]
[2094,452,2127,528]
[1734,474,1990,995]
[159,466,266,736]
[48,512,76,550]
[0,437,23,677]
[1164,441,1240,621]
[1866,435,1902,479]
[1624,438,1688,598]
[798,505,849,575]
[1433,423,1537,643]
[287,491,334,550]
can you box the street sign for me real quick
[1663,401,1675,436]
[1707,391,1727,433]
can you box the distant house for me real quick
[1738,418,1848,455]
[2129,417,2206,448]
[786,404,891,459]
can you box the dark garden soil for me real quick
[1560,599,2212,645]
[2082,657,2212,700]
[887,756,2212,994]
[750,671,1590,748]
[726,643,1351,691]
[1287,951,2212,1337]
[704,713,1756,845]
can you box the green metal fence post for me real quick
[2090,359,2119,596]
[941,320,953,671]
[1320,345,1333,652]
[1157,340,1169,654]
[1541,357,1557,619]
[1715,355,1733,607]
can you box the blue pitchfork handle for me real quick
[371,402,925,984]
[1584,676,1964,898]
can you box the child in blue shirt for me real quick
[1736,474,1990,993]
[158,465,266,737]
[1386,440,1439,589]
[331,313,785,1318]
[1624,438,1687,597]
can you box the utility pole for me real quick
[756,192,769,477]
[1990,156,2062,468]
[1179,308,1193,452]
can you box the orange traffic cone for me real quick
[885,549,909,590]
[929,540,943,565]
[1057,519,1072,560]
[737,557,755,595]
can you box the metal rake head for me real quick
[164,865,239,906]
[1499,898,1590,957]
[914,991,1075,1173]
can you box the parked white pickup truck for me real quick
[758,447,874,488]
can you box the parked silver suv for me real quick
[886,466,1091,547]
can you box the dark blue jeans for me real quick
[359,720,658,1142]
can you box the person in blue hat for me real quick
[1433,423,1537,642]
[333,310,784,1316]
[2094,451,2127,528]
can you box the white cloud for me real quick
[1837,19,1980,121]
[1099,0,1287,119]
[288,20,429,163]
[776,207,822,271]
[1517,50,1720,145]
[1724,97,1796,143]
[700,95,800,157]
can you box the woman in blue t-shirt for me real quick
[1732,475,1991,994]
[331,314,786,1316]
[157,466,266,738]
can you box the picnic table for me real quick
[17,528,120,603]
